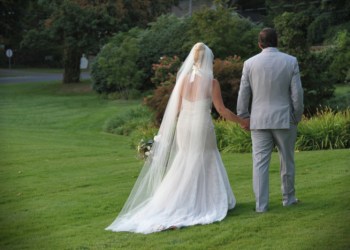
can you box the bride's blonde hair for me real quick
[193,42,205,67]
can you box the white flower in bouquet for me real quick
[154,134,161,142]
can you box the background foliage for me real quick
[143,55,244,123]
[1,0,177,83]
[91,28,144,98]
[91,7,260,97]
[138,14,190,89]
[186,5,261,59]
[274,11,335,113]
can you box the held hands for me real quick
[240,118,250,131]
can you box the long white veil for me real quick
[106,43,215,229]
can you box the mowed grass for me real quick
[0,81,349,250]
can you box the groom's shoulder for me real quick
[278,51,297,61]
[245,53,260,64]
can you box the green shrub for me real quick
[104,106,349,156]
[214,108,350,153]
[329,30,350,84]
[91,28,144,97]
[307,12,333,44]
[186,5,260,59]
[296,108,350,151]
[103,105,154,136]
[214,119,252,153]
[138,14,190,89]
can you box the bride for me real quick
[106,42,248,234]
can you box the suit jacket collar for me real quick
[261,47,279,53]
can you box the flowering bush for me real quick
[151,56,182,86]
[144,56,181,124]
[213,56,243,117]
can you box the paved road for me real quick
[0,69,91,84]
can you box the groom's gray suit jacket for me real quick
[237,47,303,129]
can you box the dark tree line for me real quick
[0,0,178,83]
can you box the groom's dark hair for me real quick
[259,28,278,48]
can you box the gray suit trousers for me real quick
[251,124,298,212]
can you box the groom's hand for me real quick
[241,119,250,131]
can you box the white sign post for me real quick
[6,49,13,69]
[80,54,88,70]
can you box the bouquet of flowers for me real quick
[137,135,161,159]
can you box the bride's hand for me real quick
[241,118,250,131]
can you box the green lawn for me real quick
[334,83,350,95]
[0,82,349,250]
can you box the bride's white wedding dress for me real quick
[106,43,235,234]
[106,98,235,234]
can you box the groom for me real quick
[237,28,304,212]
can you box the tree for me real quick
[329,30,350,83]
[16,0,178,83]
[186,5,260,59]
[92,14,190,93]
[45,0,122,83]
[0,0,32,66]
[266,0,350,44]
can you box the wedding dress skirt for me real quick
[106,99,235,234]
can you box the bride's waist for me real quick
[179,109,211,117]
[181,103,211,111]
[181,106,211,112]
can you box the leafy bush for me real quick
[296,108,350,151]
[214,119,252,153]
[104,106,349,155]
[138,14,190,89]
[186,5,260,59]
[301,51,335,113]
[91,28,144,97]
[214,108,350,153]
[150,56,182,86]
[329,30,350,84]
[144,84,175,124]
[103,105,154,136]
[213,56,243,117]
[144,56,180,124]
[91,9,261,96]
[307,12,333,44]
[274,11,335,114]
[91,15,189,95]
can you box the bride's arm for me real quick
[212,79,249,128]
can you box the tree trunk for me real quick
[63,46,81,83]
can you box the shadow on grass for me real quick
[227,202,255,217]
